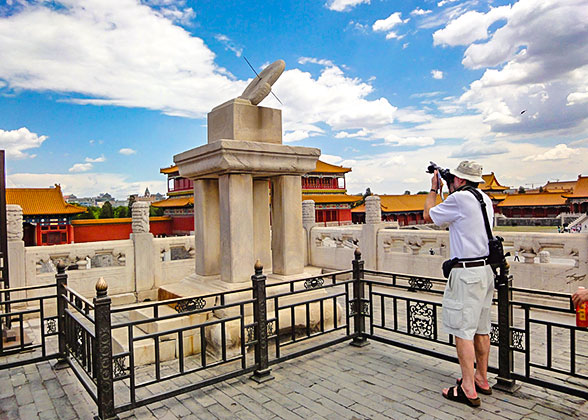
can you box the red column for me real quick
[36,224,42,246]
[68,224,75,244]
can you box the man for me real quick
[572,287,588,307]
[423,160,495,407]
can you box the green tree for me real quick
[73,208,95,220]
[127,194,137,215]
[150,206,164,217]
[518,186,526,194]
[114,206,129,218]
[404,190,411,195]
[99,201,114,218]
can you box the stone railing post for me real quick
[251,260,273,383]
[302,200,316,266]
[6,204,25,303]
[55,262,68,368]
[494,277,518,393]
[361,195,384,270]
[94,277,117,420]
[350,248,368,347]
[131,201,154,299]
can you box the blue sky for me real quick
[1,0,587,198]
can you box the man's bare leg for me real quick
[443,337,477,398]
[473,334,490,388]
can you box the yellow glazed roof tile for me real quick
[6,186,86,216]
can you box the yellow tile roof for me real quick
[6,186,86,216]
[314,160,351,174]
[160,165,179,174]
[543,179,576,192]
[379,194,445,212]
[480,173,508,191]
[151,197,194,208]
[497,192,567,207]
[564,176,588,198]
[301,194,362,204]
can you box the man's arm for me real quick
[423,170,440,223]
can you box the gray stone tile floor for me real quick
[2,339,588,420]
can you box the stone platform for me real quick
[2,339,587,419]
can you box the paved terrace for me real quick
[2,339,588,420]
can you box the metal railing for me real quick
[1,250,587,419]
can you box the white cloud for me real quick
[8,172,166,198]
[68,163,93,173]
[431,70,444,79]
[433,6,511,47]
[319,154,343,165]
[0,0,243,119]
[435,0,588,137]
[438,0,460,7]
[85,155,105,163]
[119,148,136,155]
[0,127,47,159]
[298,57,335,67]
[326,0,370,12]
[373,12,408,40]
[567,91,588,106]
[283,130,311,143]
[449,140,509,158]
[411,8,432,16]
[215,34,243,57]
[522,144,578,161]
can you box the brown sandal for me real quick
[456,378,493,395]
[442,385,481,407]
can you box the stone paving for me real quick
[2,339,588,420]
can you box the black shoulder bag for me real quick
[463,186,509,287]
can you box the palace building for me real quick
[564,175,588,213]
[6,185,85,246]
[301,160,361,225]
[151,165,195,235]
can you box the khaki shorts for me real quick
[441,264,494,340]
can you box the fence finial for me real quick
[254,259,263,274]
[57,260,67,274]
[95,277,108,296]
[354,247,362,259]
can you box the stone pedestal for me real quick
[219,174,254,283]
[253,180,272,270]
[175,138,319,284]
[208,99,282,144]
[302,200,316,266]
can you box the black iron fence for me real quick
[1,250,587,419]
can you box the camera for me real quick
[426,161,455,184]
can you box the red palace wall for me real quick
[171,216,194,234]
[71,217,173,243]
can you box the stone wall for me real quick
[308,223,588,293]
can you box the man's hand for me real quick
[572,287,588,306]
[431,170,442,192]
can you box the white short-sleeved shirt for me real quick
[429,189,494,259]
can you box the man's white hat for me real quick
[452,160,485,183]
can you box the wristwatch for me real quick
[430,189,437,193]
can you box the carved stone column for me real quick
[6,205,25,300]
[131,201,154,297]
[365,196,382,224]
[302,200,316,266]
[271,175,304,275]
[362,195,383,270]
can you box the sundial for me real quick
[239,59,285,106]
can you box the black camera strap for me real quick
[460,186,493,240]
